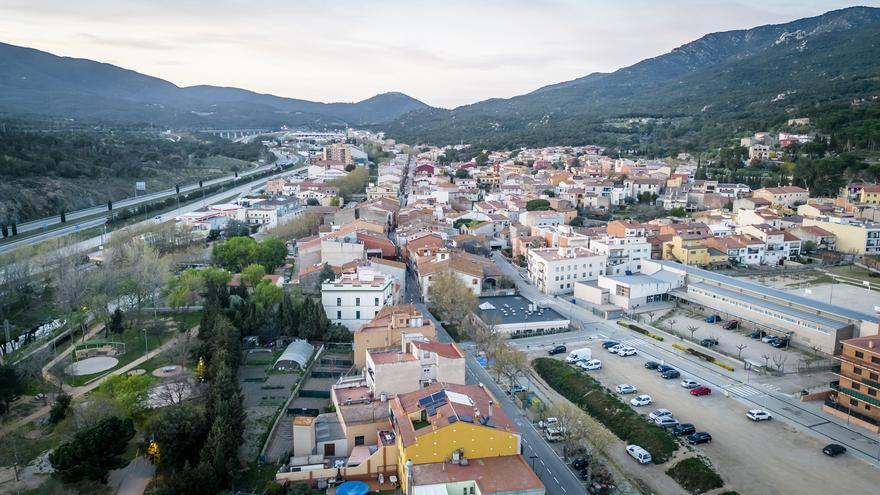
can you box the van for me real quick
[545,427,565,442]
[625,444,652,464]
[565,348,592,363]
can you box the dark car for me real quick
[644,361,660,370]
[571,457,590,470]
[748,330,766,339]
[549,345,567,355]
[656,364,675,373]
[687,432,713,445]
[771,338,789,348]
[661,369,681,379]
[723,320,739,330]
[672,423,696,436]
[602,341,621,350]
[704,315,721,323]
[700,338,719,347]
[823,444,846,457]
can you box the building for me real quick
[471,295,570,338]
[662,234,728,267]
[574,271,684,310]
[410,454,544,495]
[825,335,880,432]
[527,247,607,295]
[802,218,880,256]
[323,143,353,165]
[752,186,809,207]
[416,250,503,302]
[365,335,465,398]
[322,267,398,331]
[589,232,651,276]
[353,305,437,369]
[389,383,528,494]
[641,259,880,354]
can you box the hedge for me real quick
[671,344,736,372]
[665,457,724,494]
[533,358,678,463]
[618,320,664,341]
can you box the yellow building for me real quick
[803,218,880,256]
[390,383,523,494]
[663,234,728,267]
[859,185,880,204]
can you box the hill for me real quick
[0,43,428,128]
[383,6,880,155]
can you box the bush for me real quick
[665,457,724,494]
[534,358,678,463]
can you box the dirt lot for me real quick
[538,344,880,495]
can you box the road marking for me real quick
[540,459,546,466]
[724,384,764,397]
[561,487,566,493]
[553,477,559,483]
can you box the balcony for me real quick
[830,380,880,408]
[824,398,880,427]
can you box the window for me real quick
[873,356,880,365]
[355,436,365,446]
[356,311,361,319]
[356,297,360,306]
[869,389,877,397]
[374,297,379,306]
[337,297,341,306]
[852,383,861,391]
[855,351,864,359]
[850,398,859,406]
[854,367,863,375]
[337,311,342,320]
[871,372,879,381]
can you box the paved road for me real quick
[489,252,880,467]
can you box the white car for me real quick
[626,444,652,464]
[680,379,700,389]
[538,417,559,429]
[648,408,673,420]
[616,384,638,394]
[608,344,625,354]
[579,359,602,370]
[618,347,637,357]
[746,409,772,422]
[761,335,777,343]
[630,395,653,407]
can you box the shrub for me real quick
[533,358,678,463]
[665,457,724,494]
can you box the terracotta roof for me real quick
[411,341,465,359]
[411,455,543,493]
[842,335,880,354]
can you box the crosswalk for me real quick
[724,384,767,398]
[620,338,645,346]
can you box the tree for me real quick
[330,196,341,207]
[50,416,136,483]
[253,280,283,310]
[669,207,686,218]
[492,344,529,388]
[458,237,490,256]
[0,364,22,415]
[48,393,72,424]
[330,167,370,201]
[306,198,320,206]
[687,325,699,341]
[736,343,748,360]
[802,240,818,254]
[60,209,66,223]
[526,199,551,211]
[241,264,267,289]
[223,219,251,238]
[771,353,788,376]
[569,216,585,227]
[455,168,470,179]
[428,271,478,331]
[148,402,210,469]
[107,308,125,336]
[95,374,152,420]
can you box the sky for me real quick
[0,0,877,108]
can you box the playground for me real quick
[63,356,119,376]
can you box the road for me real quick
[488,251,880,467]
[0,158,305,256]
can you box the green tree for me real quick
[50,416,136,483]
[428,271,478,331]
[455,168,470,179]
[253,280,283,310]
[108,308,125,335]
[526,199,551,211]
[0,364,23,415]
[669,207,686,218]
[48,393,72,424]
[147,402,210,469]
[241,264,267,289]
[95,374,152,419]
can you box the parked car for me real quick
[630,395,653,407]
[617,347,638,357]
[656,364,675,373]
[644,361,660,370]
[704,315,721,323]
[761,335,778,343]
[602,341,621,350]
[822,444,847,457]
[722,320,739,330]
[748,330,766,339]
[700,338,719,347]
[661,369,681,379]
[687,432,713,445]
[571,457,590,470]
[616,384,638,394]
[608,344,625,354]
[538,417,558,429]
[545,428,564,442]
[671,423,696,436]
[625,444,652,464]
[746,409,772,422]
[548,345,567,355]
[579,359,603,370]
[655,416,680,428]
[680,379,700,389]
[507,383,526,394]
[648,408,673,420]
[771,338,789,348]
[690,386,712,396]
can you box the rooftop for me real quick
[842,335,880,353]
[529,247,601,262]
[411,455,543,494]
[474,295,568,326]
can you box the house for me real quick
[416,250,503,302]
[353,305,437,369]
[802,218,880,256]
[752,186,809,207]
[662,234,728,267]
[527,247,607,295]
[365,334,465,397]
[322,266,399,331]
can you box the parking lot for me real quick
[533,342,880,495]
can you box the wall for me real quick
[321,241,365,266]
[275,443,399,484]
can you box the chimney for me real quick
[488,400,494,418]
[870,340,875,349]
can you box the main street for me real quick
[489,251,880,466]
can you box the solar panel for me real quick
[418,395,434,406]
[433,398,447,408]
[458,414,473,423]
[448,416,458,424]
[431,391,447,401]
[427,406,437,416]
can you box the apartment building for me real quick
[353,305,437,369]
[322,267,398,331]
[803,218,880,256]
[365,334,465,398]
[527,247,607,295]
[752,186,809,207]
[826,336,880,433]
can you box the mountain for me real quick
[383,6,880,154]
[0,42,428,128]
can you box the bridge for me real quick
[198,128,273,139]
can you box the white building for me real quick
[589,234,651,276]
[322,267,398,331]
[527,247,607,295]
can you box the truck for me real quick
[565,348,592,364]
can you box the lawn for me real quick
[236,461,282,493]
[533,357,679,464]
[825,265,880,284]
[665,457,724,494]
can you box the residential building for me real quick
[416,250,503,302]
[752,186,809,207]
[353,305,437,369]
[527,247,607,295]
[322,267,398,331]
[826,336,880,432]
[662,234,728,267]
[365,335,465,397]
[802,218,880,256]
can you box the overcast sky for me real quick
[1,1,877,108]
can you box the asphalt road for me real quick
[489,251,880,467]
